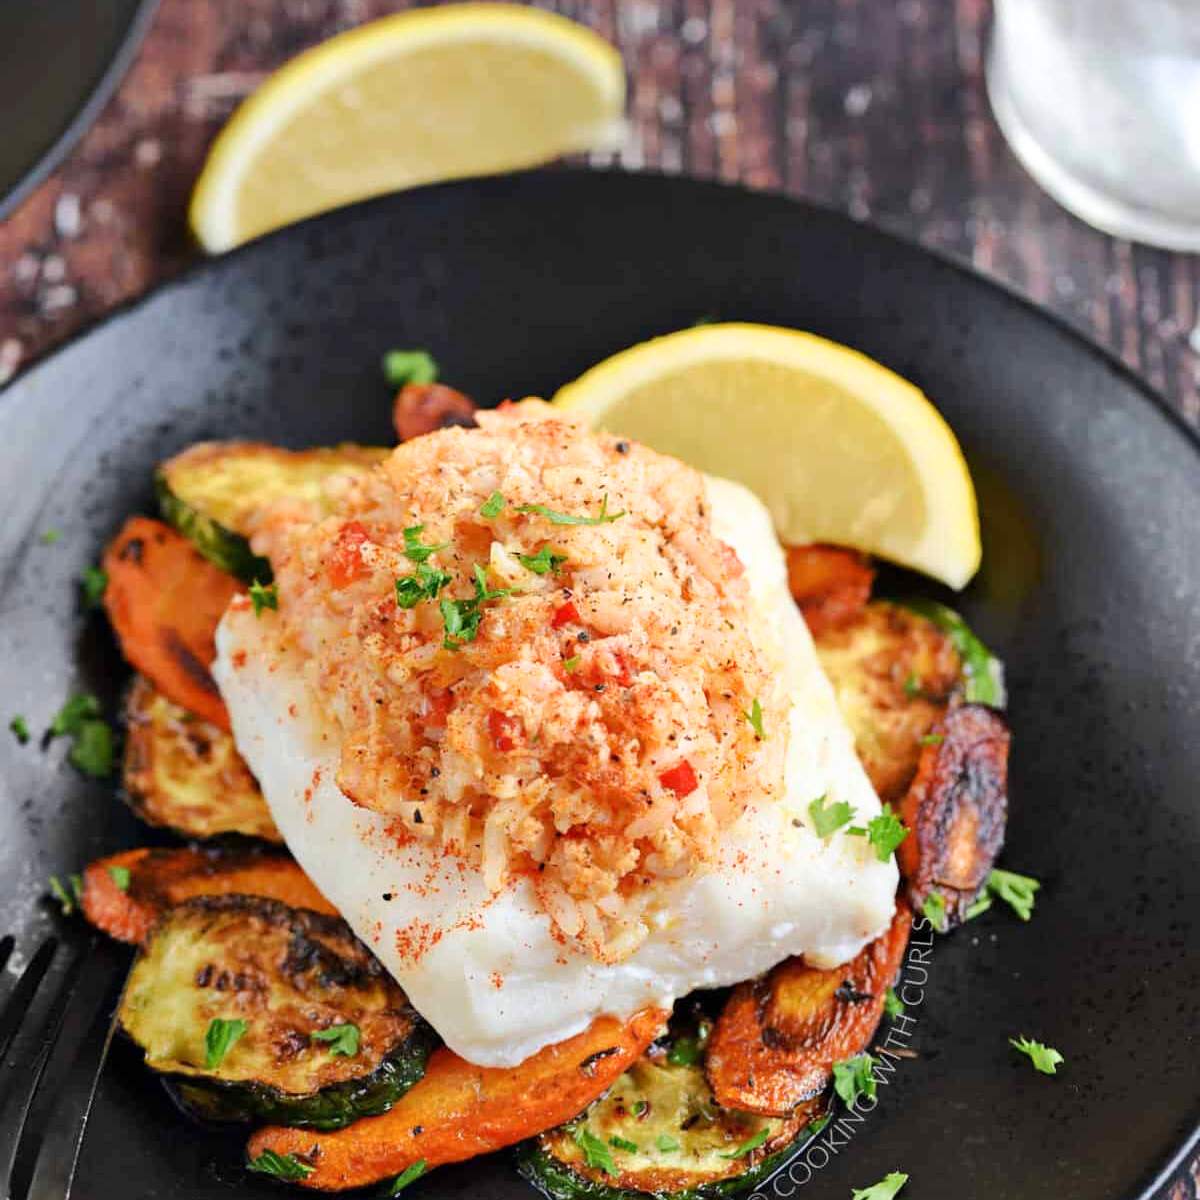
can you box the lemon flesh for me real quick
[190,5,624,252]
[554,324,981,590]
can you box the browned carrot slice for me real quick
[392,383,477,442]
[897,703,1010,927]
[81,847,335,945]
[785,543,875,636]
[246,1007,668,1191]
[705,902,911,1117]
[102,517,242,729]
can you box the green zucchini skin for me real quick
[119,895,437,1131]
[897,597,1006,707]
[517,1122,826,1200]
[156,471,271,584]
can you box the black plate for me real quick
[0,0,159,219]
[1,170,1197,1200]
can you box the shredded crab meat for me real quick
[255,400,782,961]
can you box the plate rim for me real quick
[0,0,161,221]
[0,165,1196,1199]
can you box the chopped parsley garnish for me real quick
[49,694,114,778]
[395,562,452,609]
[80,566,108,608]
[562,655,581,673]
[388,1160,427,1193]
[50,693,101,736]
[248,579,278,617]
[805,1112,832,1136]
[40,528,61,545]
[852,1171,910,1200]
[745,698,764,738]
[9,715,29,744]
[440,565,512,650]
[69,718,114,777]
[884,987,905,1018]
[832,1053,877,1107]
[479,491,506,518]
[974,868,1041,921]
[205,1017,248,1069]
[1009,1036,1063,1075]
[48,873,82,916]
[919,732,944,746]
[518,545,568,575]
[922,890,947,932]
[666,1036,704,1066]
[573,1126,617,1175]
[515,496,624,526]
[247,1150,313,1181]
[809,793,854,839]
[656,1134,680,1153]
[402,523,449,563]
[720,1126,771,1159]
[383,348,438,388]
[311,1023,360,1057]
[609,1136,639,1153]
[632,1100,649,1117]
[847,804,908,862]
[107,865,131,891]
[902,672,921,698]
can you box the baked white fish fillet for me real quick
[214,475,897,1067]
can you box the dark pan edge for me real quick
[0,0,161,222]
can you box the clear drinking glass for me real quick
[987,0,1200,251]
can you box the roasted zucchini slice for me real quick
[705,902,912,1117]
[122,675,279,842]
[813,599,1003,804]
[156,441,389,581]
[519,1028,828,1200]
[119,895,436,1129]
[897,703,1010,927]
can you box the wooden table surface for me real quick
[0,1,1197,1193]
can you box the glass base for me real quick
[986,38,1200,253]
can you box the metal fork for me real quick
[0,930,130,1200]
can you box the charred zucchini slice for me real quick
[119,895,436,1129]
[519,1031,827,1200]
[122,675,280,842]
[156,441,388,581]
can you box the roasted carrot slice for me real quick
[246,1007,668,1191]
[897,702,1010,927]
[81,847,335,945]
[392,383,477,442]
[102,517,242,729]
[785,543,875,636]
[705,903,911,1117]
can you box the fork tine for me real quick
[21,939,129,1200]
[0,938,89,1197]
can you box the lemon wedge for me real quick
[190,4,624,252]
[553,323,981,589]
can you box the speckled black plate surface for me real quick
[1,170,1197,1200]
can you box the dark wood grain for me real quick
[0,1,1197,1193]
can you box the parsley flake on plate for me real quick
[395,562,452,609]
[311,1023,360,1057]
[573,1126,617,1175]
[389,1160,427,1193]
[479,491,506,518]
[884,987,905,1018]
[48,873,83,916]
[656,1134,680,1153]
[809,793,854,839]
[440,565,513,650]
[247,1150,313,1181]
[49,693,116,779]
[515,496,624,526]
[847,804,909,862]
[922,890,948,932]
[108,865,131,891]
[80,565,108,608]
[248,579,278,617]
[518,545,567,575]
[720,1126,772,1159]
[402,523,449,563]
[609,1136,639,1153]
[9,715,29,744]
[205,1017,248,1069]
[744,697,764,738]
[1010,1035,1063,1075]
[383,349,438,388]
[852,1170,909,1200]
[40,528,61,545]
[832,1053,877,1107]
